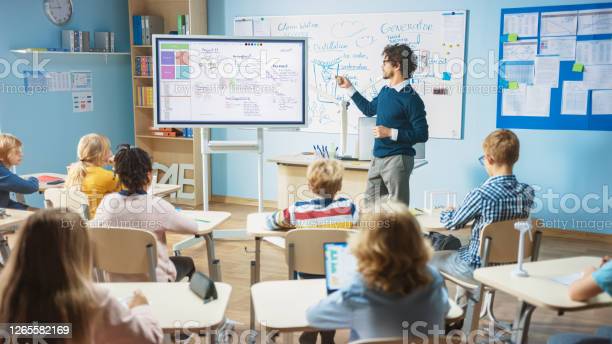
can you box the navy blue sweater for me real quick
[0,164,39,209]
[351,84,429,158]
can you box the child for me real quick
[431,129,535,282]
[91,146,198,282]
[0,133,39,209]
[306,201,450,341]
[548,256,612,344]
[266,159,358,230]
[66,133,120,218]
[266,159,358,344]
[0,209,163,343]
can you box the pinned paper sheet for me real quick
[540,36,577,61]
[582,64,612,89]
[503,39,538,61]
[503,12,538,37]
[524,85,551,117]
[502,84,526,116]
[541,11,578,37]
[592,90,612,115]
[72,91,94,113]
[561,81,588,115]
[534,55,560,88]
[234,18,254,36]
[572,63,584,73]
[576,40,612,65]
[500,61,535,85]
[578,9,612,35]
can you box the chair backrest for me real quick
[89,227,158,281]
[285,228,355,278]
[479,219,542,266]
[44,188,90,219]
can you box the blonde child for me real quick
[0,133,39,209]
[266,159,358,230]
[307,201,450,341]
[66,133,120,218]
[0,209,163,343]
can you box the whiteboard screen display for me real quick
[154,35,307,127]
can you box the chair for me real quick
[44,188,90,220]
[89,227,158,282]
[439,219,543,335]
[285,228,354,279]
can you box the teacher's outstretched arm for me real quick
[336,76,378,117]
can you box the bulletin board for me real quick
[497,3,612,131]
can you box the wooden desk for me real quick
[18,173,180,200]
[251,279,463,334]
[172,210,231,282]
[100,282,231,334]
[0,209,34,262]
[269,154,427,209]
[474,256,612,344]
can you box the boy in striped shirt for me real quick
[431,129,535,284]
[266,159,358,230]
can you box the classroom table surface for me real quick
[21,173,181,198]
[474,256,612,312]
[177,210,231,235]
[251,279,463,332]
[268,154,428,171]
[0,208,34,232]
[246,209,470,237]
[99,282,231,332]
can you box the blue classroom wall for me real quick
[208,0,612,234]
[0,0,134,207]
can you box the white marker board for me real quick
[235,10,467,139]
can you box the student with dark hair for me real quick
[336,43,428,207]
[91,146,198,282]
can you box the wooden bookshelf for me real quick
[128,0,207,207]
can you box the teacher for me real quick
[337,43,429,206]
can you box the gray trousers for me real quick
[365,154,414,206]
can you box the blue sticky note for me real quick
[500,79,509,88]
[442,72,451,81]
[502,34,509,42]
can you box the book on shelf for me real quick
[136,86,153,107]
[94,32,115,52]
[133,15,164,45]
[134,56,152,76]
[177,15,190,35]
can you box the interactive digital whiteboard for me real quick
[153,35,307,127]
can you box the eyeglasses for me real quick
[478,155,485,166]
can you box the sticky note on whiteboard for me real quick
[442,72,451,80]
[508,33,519,42]
[572,63,584,73]
[508,81,519,89]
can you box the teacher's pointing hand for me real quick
[336,76,353,89]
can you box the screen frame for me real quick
[153,34,308,128]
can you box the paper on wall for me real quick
[582,64,612,90]
[534,55,560,88]
[72,91,94,112]
[539,36,577,61]
[503,39,538,61]
[576,39,612,65]
[592,89,612,115]
[500,61,534,85]
[578,9,612,35]
[502,84,526,116]
[524,85,551,117]
[561,81,588,115]
[541,11,578,37]
[503,13,539,37]
[47,72,71,92]
[253,17,271,36]
[71,71,92,91]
